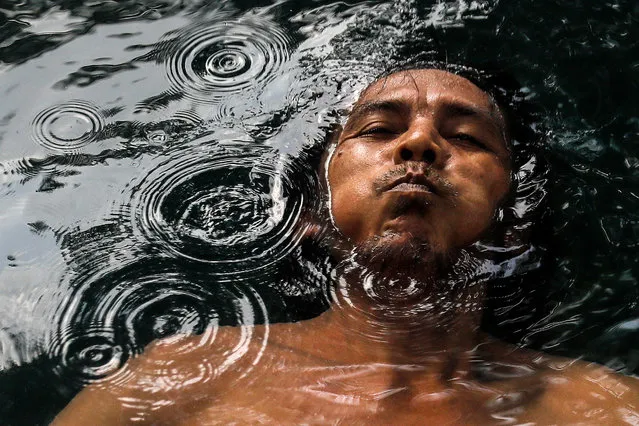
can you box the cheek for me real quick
[484,167,511,207]
[447,159,511,244]
[328,144,382,195]
[451,156,510,208]
[329,183,369,242]
[327,145,382,240]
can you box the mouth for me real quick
[382,173,438,195]
[387,182,432,193]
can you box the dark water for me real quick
[0,0,638,423]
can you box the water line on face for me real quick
[324,141,338,231]
[266,154,288,230]
[321,255,489,356]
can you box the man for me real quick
[54,66,639,425]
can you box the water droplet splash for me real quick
[164,20,292,103]
[49,327,124,385]
[31,101,104,152]
[130,137,303,274]
[49,262,270,387]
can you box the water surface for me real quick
[0,0,638,423]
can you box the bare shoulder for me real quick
[52,325,270,425]
[537,356,639,404]
[478,337,639,424]
[520,352,639,423]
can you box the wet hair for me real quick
[294,60,553,342]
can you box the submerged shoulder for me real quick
[541,357,639,400]
[124,320,316,381]
[530,355,639,423]
[53,325,271,425]
[479,337,639,423]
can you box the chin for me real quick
[353,230,444,278]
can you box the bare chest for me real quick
[170,363,539,425]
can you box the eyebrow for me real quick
[344,97,509,147]
[446,102,511,150]
[347,99,503,128]
[346,100,408,126]
[441,102,505,133]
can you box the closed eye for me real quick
[450,133,488,150]
[359,126,396,137]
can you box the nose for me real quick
[392,123,445,167]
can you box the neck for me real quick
[316,253,487,379]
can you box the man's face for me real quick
[327,69,511,263]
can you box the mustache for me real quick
[373,162,457,197]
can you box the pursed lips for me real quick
[382,173,438,195]
[373,163,457,197]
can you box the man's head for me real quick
[326,68,512,276]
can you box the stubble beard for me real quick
[337,230,488,317]
[345,230,459,306]
[329,233,486,344]
[354,231,447,279]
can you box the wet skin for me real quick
[53,70,639,425]
[328,69,511,258]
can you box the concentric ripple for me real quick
[164,20,292,102]
[50,261,269,387]
[49,327,124,385]
[31,100,104,152]
[131,139,304,274]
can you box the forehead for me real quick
[358,69,500,115]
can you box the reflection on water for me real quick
[0,0,638,423]
[163,20,293,103]
[130,138,303,271]
[31,101,105,153]
[50,260,269,389]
